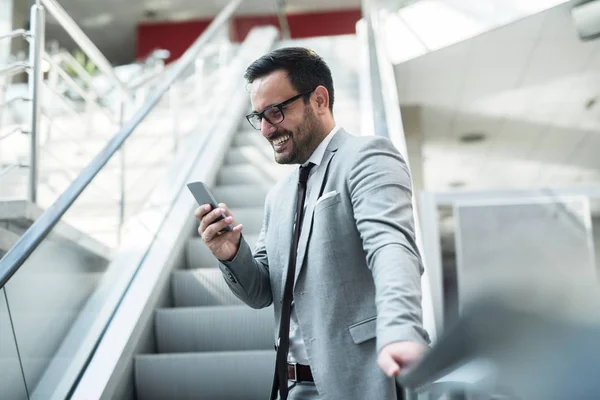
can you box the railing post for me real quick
[28,3,45,204]
[276,0,291,40]
[0,78,6,133]
[170,84,179,153]
[194,57,204,108]
[117,96,126,244]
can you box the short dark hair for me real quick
[244,47,335,113]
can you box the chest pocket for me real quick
[314,191,341,214]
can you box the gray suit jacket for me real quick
[220,129,429,400]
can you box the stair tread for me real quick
[135,350,275,400]
[213,186,268,208]
[172,268,243,306]
[155,305,274,353]
[136,349,274,360]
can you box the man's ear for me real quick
[312,85,330,115]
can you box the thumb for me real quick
[378,350,401,377]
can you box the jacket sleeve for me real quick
[348,137,430,351]
[218,198,273,309]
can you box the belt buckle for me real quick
[289,362,298,382]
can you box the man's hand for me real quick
[195,203,243,262]
[378,341,427,377]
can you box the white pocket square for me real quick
[316,190,338,206]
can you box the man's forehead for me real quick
[250,70,294,107]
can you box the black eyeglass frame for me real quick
[245,88,316,130]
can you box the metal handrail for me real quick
[0,0,242,288]
[43,52,116,123]
[0,125,26,141]
[0,163,26,180]
[0,62,30,78]
[54,50,96,89]
[39,0,129,97]
[0,96,31,108]
[0,29,31,41]
[0,29,31,42]
[396,299,500,390]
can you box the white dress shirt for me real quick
[288,124,340,365]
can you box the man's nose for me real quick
[261,118,276,138]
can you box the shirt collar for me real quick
[303,125,340,168]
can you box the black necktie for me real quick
[271,162,315,400]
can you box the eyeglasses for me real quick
[246,89,315,130]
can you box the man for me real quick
[195,47,429,400]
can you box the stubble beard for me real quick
[274,107,324,165]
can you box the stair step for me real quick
[185,234,259,269]
[172,268,243,307]
[224,146,271,166]
[230,208,264,233]
[216,164,273,186]
[135,350,275,400]
[232,133,272,157]
[213,185,268,208]
[185,238,218,269]
[155,305,274,353]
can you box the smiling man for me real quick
[195,47,429,400]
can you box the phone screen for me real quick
[187,182,233,232]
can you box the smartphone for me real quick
[187,181,233,232]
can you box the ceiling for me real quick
[395,1,600,192]
[43,0,600,192]
[45,0,360,64]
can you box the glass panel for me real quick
[0,288,28,400]
[4,223,110,397]
[1,26,234,398]
[454,196,597,310]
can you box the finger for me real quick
[194,204,212,220]
[217,203,238,226]
[232,224,243,233]
[378,350,401,377]
[218,203,233,218]
[199,207,226,235]
[203,215,234,242]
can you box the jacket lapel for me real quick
[293,130,347,288]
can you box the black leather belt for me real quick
[287,363,313,382]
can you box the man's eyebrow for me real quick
[252,101,278,115]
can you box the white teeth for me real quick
[273,135,290,146]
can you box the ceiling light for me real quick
[81,13,114,28]
[145,0,172,10]
[168,10,199,21]
[459,132,486,144]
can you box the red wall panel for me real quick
[231,9,362,42]
[136,9,361,61]
[230,15,280,42]
[137,19,211,62]
[288,9,362,38]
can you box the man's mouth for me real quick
[272,134,291,147]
